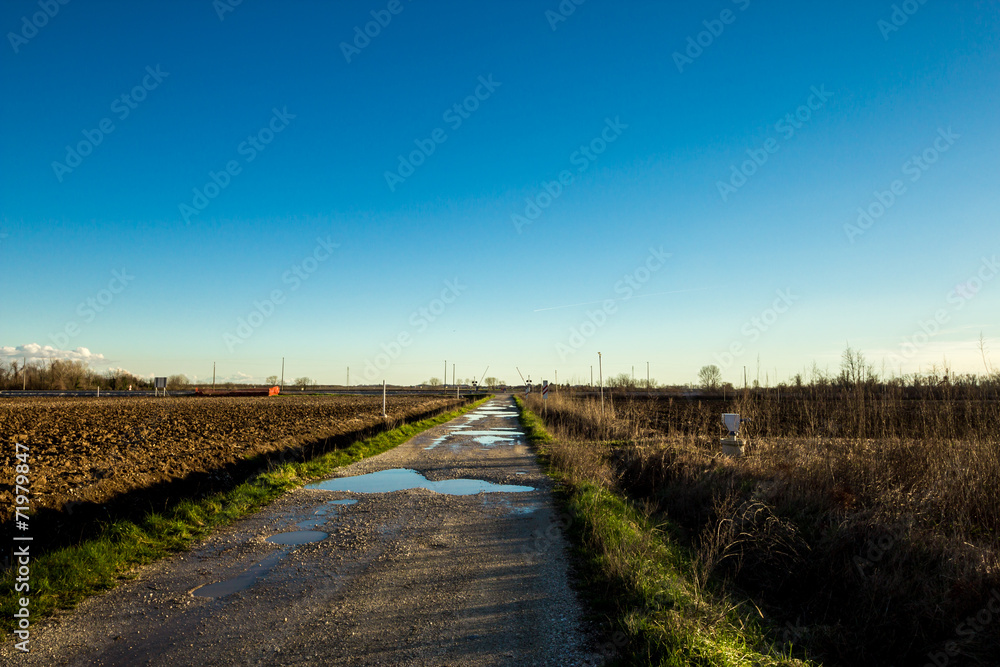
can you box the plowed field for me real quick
[1,395,462,523]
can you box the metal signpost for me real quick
[154,376,167,397]
[542,380,549,416]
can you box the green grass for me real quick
[1,396,490,631]
[515,397,812,666]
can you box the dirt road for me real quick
[5,396,600,666]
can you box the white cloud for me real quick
[0,343,106,363]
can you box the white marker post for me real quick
[542,380,549,417]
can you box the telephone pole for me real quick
[598,352,604,416]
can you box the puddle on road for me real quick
[266,530,329,546]
[306,468,534,495]
[326,499,358,505]
[193,548,290,598]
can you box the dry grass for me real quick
[526,385,1000,665]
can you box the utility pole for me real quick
[452,363,455,387]
[598,352,604,417]
[590,365,593,387]
[647,361,650,394]
[281,357,285,390]
[347,366,349,387]
[213,362,216,391]
[444,360,447,388]
[23,357,27,390]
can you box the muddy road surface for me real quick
[5,396,601,666]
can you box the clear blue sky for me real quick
[2,0,998,386]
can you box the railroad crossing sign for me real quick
[542,380,549,399]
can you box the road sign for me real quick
[154,376,167,397]
[542,380,549,399]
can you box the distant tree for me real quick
[484,376,500,389]
[427,377,441,387]
[266,375,279,386]
[294,376,311,388]
[167,374,189,389]
[698,365,722,390]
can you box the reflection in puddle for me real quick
[474,435,517,447]
[192,548,289,598]
[306,468,534,495]
[326,499,358,505]
[266,530,329,545]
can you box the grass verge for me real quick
[1,396,490,631]
[515,397,812,666]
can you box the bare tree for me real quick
[698,365,722,390]
[294,376,312,389]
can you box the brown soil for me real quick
[0,395,462,525]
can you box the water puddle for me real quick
[473,435,517,447]
[192,548,289,598]
[326,499,357,506]
[266,530,328,545]
[306,468,534,495]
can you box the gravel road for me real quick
[5,396,602,666]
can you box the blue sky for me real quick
[1,0,998,386]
